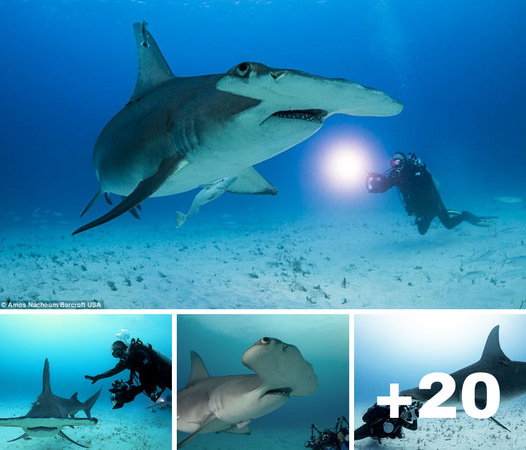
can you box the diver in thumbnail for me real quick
[85,338,171,409]
[366,152,496,235]
[354,401,421,443]
[305,416,349,449]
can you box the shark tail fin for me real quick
[59,431,89,448]
[7,433,30,443]
[129,21,175,104]
[175,211,187,228]
[82,388,102,419]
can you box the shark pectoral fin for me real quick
[73,156,187,235]
[129,21,175,104]
[7,433,30,443]
[80,188,102,218]
[227,167,277,195]
[177,414,218,449]
[58,431,89,448]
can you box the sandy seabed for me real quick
[1,204,525,309]
[0,403,171,450]
[177,425,309,450]
[354,400,526,450]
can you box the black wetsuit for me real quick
[354,403,418,443]
[87,340,171,402]
[367,153,494,234]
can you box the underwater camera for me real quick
[109,380,130,409]
[305,416,349,450]
[365,172,389,193]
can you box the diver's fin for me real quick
[130,21,175,104]
[462,211,498,227]
[490,416,510,432]
[7,433,30,443]
[104,192,113,205]
[80,188,102,218]
[58,431,89,448]
[227,167,277,195]
[73,157,187,235]
[177,414,218,448]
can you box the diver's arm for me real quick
[366,172,396,193]
[402,419,418,431]
[85,360,127,383]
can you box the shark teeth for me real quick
[263,387,292,397]
[271,109,327,123]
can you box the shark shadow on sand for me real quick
[0,359,100,448]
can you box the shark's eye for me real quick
[236,62,250,77]
[260,337,270,344]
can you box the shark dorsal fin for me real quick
[130,21,175,104]
[186,351,210,386]
[480,325,511,363]
[42,358,52,394]
[71,392,79,401]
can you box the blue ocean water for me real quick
[2,0,525,224]
[0,314,172,448]
[355,314,526,441]
[177,314,349,447]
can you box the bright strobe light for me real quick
[320,142,370,193]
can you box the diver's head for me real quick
[110,340,128,359]
[390,152,406,169]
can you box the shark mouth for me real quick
[27,427,59,432]
[263,387,292,397]
[270,109,327,123]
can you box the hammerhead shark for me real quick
[401,325,526,431]
[177,337,318,448]
[73,21,402,234]
[0,359,100,448]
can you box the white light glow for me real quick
[320,141,370,193]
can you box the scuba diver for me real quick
[354,401,421,443]
[305,416,349,450]
[85,338,171,409]
[366,152,497,235]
